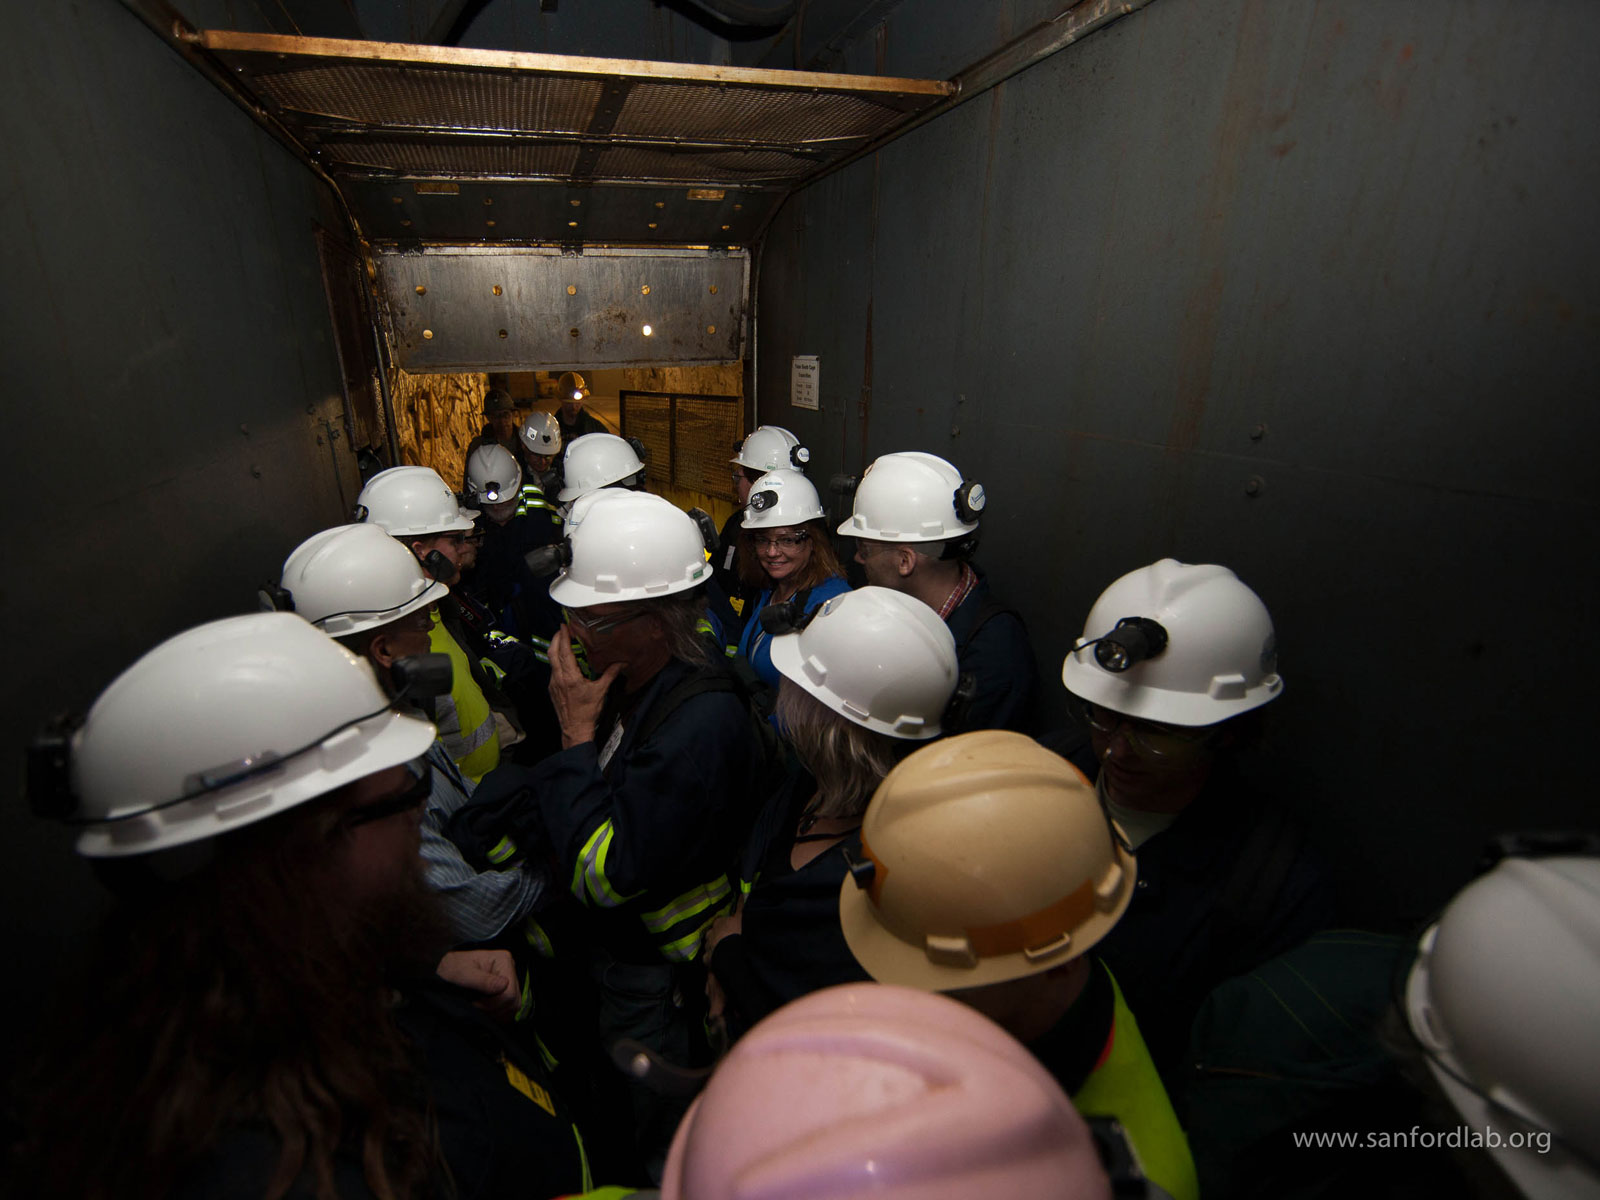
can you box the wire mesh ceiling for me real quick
[198,33,953,245]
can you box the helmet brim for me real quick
[75,707,438,858]
[838,840,1137,992]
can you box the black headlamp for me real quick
[757,599,821,638]
[687,507,719,556]
[524,540,573,577]
[257,581,294,613]
[1090,616,1169,673]
[747,488,777,513]
[483,481,504,502]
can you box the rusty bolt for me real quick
[1245,475,1265,497]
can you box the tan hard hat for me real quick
[840,730,1136,991]
[557,370,588,399]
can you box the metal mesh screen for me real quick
[318,137,580,177]
[617,82,915,143]
[623,394,673,490]
[621,391,741,501]
[674,395,741,497]
[254,63,605,132]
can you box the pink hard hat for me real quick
[660,982,1111,1200]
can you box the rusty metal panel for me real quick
[377,245,746,370]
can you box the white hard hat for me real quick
[1061,558,1282,728]
[557,433,646,502]
[356,466,478,536]
[741,468,824,530]
[836,451,985,544]
[519,411,563,459]
[661,983,1111,1200]
[549,489,710,606]
[465,444,522,506]
[274,523,447,638]
[1405,853,1600,1199]
[732,424,810,472]
[770,587,958,740]
[70,613,435,858]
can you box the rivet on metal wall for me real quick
[641,285,651,295]
[401,219,412,227]
[415,285,426,295]
[654,201,665,209]
[648,222,658,229]
[484,197,494,205]
[1250,423,1267,441]
[642,324,654,336]
[709,285,718,294]
[568,220,578,228]
[1244,475,1265,497]
[707,325,716,334]
[492,285,503,296]
[567,285,577,295]
[498,329,508,339]
[391,196,403,204]
[423,329,434,339]
[570,328,579,338]
[570,199,581,207]
[733,204,742,211]
[486,219,496,227]
[721,225,730,231]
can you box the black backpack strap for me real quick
[632,665,740,748]
[957,592,1019,653]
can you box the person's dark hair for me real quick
[775,681,902,819]
[737,518,845,593]
[12,791,447,1200]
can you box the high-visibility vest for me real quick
[429,610,500,783]
[1074,969,1200,1200]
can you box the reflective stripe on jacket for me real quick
[430,610,500,782]
[1073,969,1200,1200]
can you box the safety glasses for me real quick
[339,758,432,830]
[1073,699,1217,760]
[562,606,648,638]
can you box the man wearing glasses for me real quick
[527,489,763,1181]
[270,523,550,952]
[1060,558,1333,1082]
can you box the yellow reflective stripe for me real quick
[571,1124,594,1193]
[572,819,639,908]
[724,643,737,658]
[515,969,535,1022]
[694,618,714,636]
[488,836,518,865]
[657,906,727,963]
[524,916,555,957]
[481,657,506,684]
[536,1033,560,1071]
[642,875,732,934]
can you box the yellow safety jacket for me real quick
[429,609,500,783]
[1074,969,1200,1200]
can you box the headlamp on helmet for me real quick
[1085,616,1170,673]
